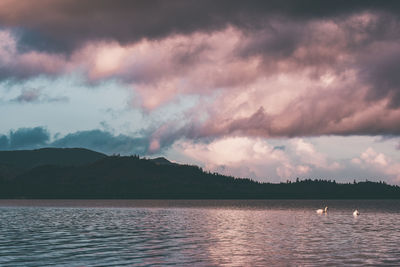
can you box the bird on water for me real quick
[316,206,328,214]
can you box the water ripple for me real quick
[0,200,400,266]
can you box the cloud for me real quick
[1,0,400,52]
[359,43,400,108]
[51,130,149,155]
[171,136,400,184]
[175,137,290,182]
[291,139,341,170]
[0,127,153,155]
[0,30,66,80]
[173,137,342,182]
[13,88,40,102]
[1,2,400,148]
[0,127,51,149]
[351,147,400,183]
[10,88,69,103]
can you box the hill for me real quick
[0,148,106,171]
[150,157,175,165]
[0,148,399,199]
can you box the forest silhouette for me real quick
[0,148,399,199]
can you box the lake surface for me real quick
[0,199,399,266]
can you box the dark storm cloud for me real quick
[1,0,400,52]
[3,127,51,149]
[237,22,305,60]
[13,27,68,54]
[51,130,150,155]
[359,46,400,108]
[0,127,154,155]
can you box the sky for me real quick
[1,0,400,184]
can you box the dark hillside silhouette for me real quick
[0,148,106,170]
[150,157,176,165]
[0,148,399,199]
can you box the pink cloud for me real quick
[352,147,400,183]
[171,137,400,184]
[0,30,67,78]
[173,137,345,182]
[2,11,400,144]
[175,137,293,181]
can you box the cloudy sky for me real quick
[1,0,400,183]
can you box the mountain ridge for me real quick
[0,147,106,170]
[0,148,399,199]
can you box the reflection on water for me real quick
[0,200,400,266]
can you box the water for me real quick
[0,200,399,266]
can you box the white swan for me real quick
[353,210,360,216]
[316,206,328,214]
